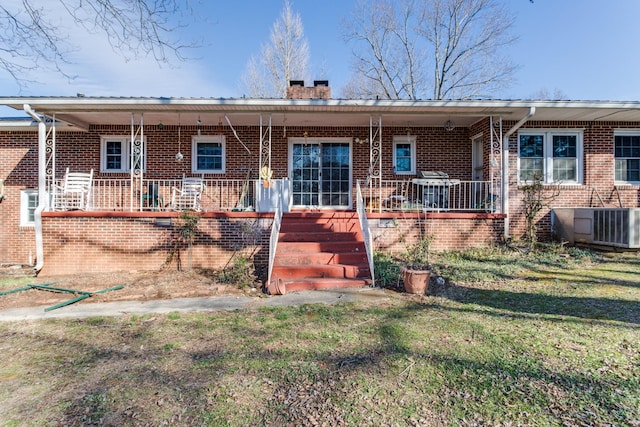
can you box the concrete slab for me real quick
[0,287,392,322]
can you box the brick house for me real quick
[1,85,639,291]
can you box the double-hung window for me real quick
[392,135,416,175]
[518,130,582,184]
[20,190,38,227]
[614,131,640,183]
[192,135,225,174]
[100,136,146,173]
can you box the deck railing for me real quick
[49,178,255,212]
[47,177,498,213]
[363,178,498,213]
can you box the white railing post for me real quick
[267,186,284,288]
[356,180,375,286]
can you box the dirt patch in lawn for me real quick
[0,265,260,311]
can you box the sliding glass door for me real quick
[290,141,351,209]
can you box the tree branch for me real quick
[0,0,199,88]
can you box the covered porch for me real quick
[21,98,511,216]
[4,96,519,277]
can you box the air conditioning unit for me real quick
[552,208,640,249]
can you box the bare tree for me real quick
[342,0,424,100]
[241,55,270,98]
[520,172,560,248]
[342,0,518,100]
[241,0,310,98]
[0,0,196,88]
[528,87,569,100]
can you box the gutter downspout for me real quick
[502,106,536,240]
[24,104,47,274]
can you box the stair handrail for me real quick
[356,180,375,286]
[267,182,285,288]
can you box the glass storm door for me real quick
[291,142,351,208]
[472,135,484,181]
[471,135,487,209]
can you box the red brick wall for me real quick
[35,211,504,277]
[3,124,474,182]
[38,212,272,276]
[0,130,39,264]
[369,212,505,254]
[505,121,640,240]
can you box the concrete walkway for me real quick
[0,287,392,322]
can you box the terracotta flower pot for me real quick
[401,267,431,295]
[267,278,286,295]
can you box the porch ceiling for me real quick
[3,97,640,131]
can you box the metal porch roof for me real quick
[3,97,640,131]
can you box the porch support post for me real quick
[490,116,503,214]
[369,115,382,213]
[46,114,56,202]
[502,106,536,239]
[259,114,272,179]
[23,104,48,272]
[501,135,510,238]
[130,113,144,211]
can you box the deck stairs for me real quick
[267,212,372,294]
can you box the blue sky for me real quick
[1,0,640,108]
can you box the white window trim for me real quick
[613,129,640,185]
[20,189,39,227]
[192,135,226,174]
[392,135,417,175]
[100,136,146,173]
[517,129,583,185]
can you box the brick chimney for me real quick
[286,80,331,100]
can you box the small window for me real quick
[392,136,416,175]
[20,190,38,227]
[192,135,226,174]
[100,136,146,173]
[518,130,582,184]
[614,131,640,183]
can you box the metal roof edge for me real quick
[2,96,640,109]
[0,116,82,130]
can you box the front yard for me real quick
[0,247,638,426]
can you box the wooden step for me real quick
[279,231,362,242]
[276,241,366,254]
[282,213,359,224]
[271,263,370,280]
[280,222,361,233]
[273,252,368,266]
[285,211,359,218]
[267,277,371,295]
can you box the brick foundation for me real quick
[38,212,273,277]
[35,211,505,278]
[368,212,505,254]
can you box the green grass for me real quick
[0,248,638,426]
[0,276,34,291]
